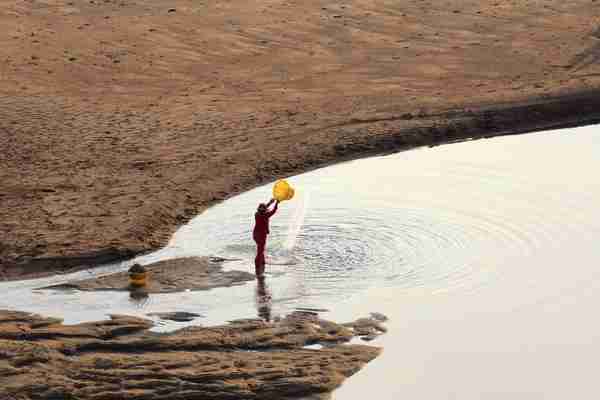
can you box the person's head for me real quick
[257,203,267,214]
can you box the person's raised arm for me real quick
[266,198,275,207]
[266,200,279,217]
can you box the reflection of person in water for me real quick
[255,277,272,322]
[129,287,149,307]
[253,198,279,277]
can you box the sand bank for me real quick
[2,0,600,278]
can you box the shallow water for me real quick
[2,125,600,397]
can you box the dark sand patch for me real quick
[40,256,254,293]
[146,311,203,322]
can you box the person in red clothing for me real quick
[253,198,279,277]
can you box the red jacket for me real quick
[253,203,277,239]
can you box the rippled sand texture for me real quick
[2,0,600,274]
[0,310,383,400]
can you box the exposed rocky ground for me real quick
[2,0,600,277]
[40,256,254,293]
[0,309,386,399]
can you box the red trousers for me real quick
[254,234,266,275]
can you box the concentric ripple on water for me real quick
[1,126,600,334]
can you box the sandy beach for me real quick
[2,0,600,277]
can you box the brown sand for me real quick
[2,0,600,278]
[0,310,385,399]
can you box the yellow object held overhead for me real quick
[272,179,295,202]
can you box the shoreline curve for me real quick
[4,89,600,280]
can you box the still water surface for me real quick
[2,125,600,398]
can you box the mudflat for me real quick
[2,0,600,277]
[0,309,385,399]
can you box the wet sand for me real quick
[40,256,255,293]
[0,309,385,400]
[2,0,600,277]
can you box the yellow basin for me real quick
[129,272,147,287]
[273,180,295,202]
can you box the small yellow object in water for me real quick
[129,272,147,287]
[273,179,295,202]
[129,264,148,287]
